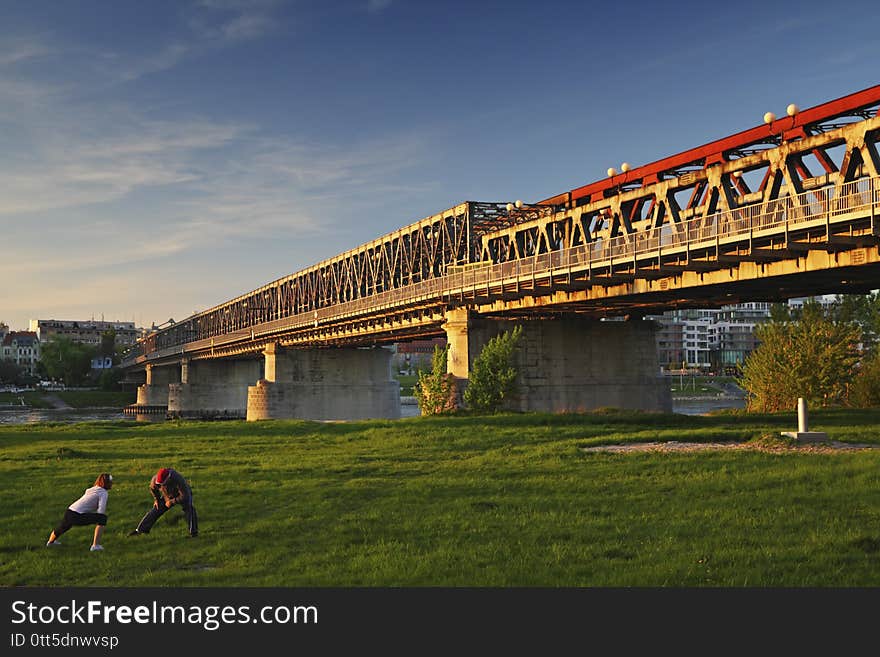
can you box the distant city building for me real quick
[787,295,838,312]
[1,331,40,375]
[396,339,446,355]
[650,302,773,372]
[393,338,446,373]
[90,355,114,370]
[0,322,8,345]
[28,319,140,347]
[713,321,761,371]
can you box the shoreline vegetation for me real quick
[0,389,136,409]
[1,407,879,586]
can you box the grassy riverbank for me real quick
[2,408,879,587]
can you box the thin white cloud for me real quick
[97,1,280,83]
[196,0,280,10]
[0,39,51,66]
[117,43,192,82]
[187,0,281,46]
[0,114,250,216]
[368,0,393,12]
[0,77,59,110]
[220,12,274,40]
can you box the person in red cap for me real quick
[46,473,113,551]
[128,467,198,537]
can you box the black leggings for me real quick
[54,509,107,536]
[136,499,198,536]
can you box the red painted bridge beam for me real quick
[539,83,880,208]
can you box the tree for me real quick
[739,299,861,412]
[850,351,880,407]
[100,329,118,362]
[99,367,124,391]
[832,292,880,351]
[38,336,96,386]
[463,325,523,414]
[769,302,791,323]
[0,359,22,385]
[413,344,457,416]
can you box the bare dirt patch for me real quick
[581,440,879,454]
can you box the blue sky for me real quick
[1,0,877,331]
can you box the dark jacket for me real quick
[150,469,192,507]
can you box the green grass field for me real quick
[0,391,54,408]
[54,390,137,408]
[2,408,880,587]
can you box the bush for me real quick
[413,345,457,415]
[463,325,523,413]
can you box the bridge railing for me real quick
[442,175,876,289]
[125,175,878,364]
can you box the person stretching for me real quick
[46,473,113,551]
[128,467,198,538]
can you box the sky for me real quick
[0,0,877,331]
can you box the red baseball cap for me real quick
[156,468,170,484]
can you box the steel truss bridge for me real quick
[124,84,880,367]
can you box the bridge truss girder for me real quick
[141,202,514,356]
[480,85,880,263]
[126,85,880,368]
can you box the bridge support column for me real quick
[442,313,671,414]
[134,363,178,410]
[441,308,472,407]
[246,343,401,421]
[168,358,262,419]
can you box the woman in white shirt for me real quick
[46,473,113,551]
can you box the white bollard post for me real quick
[797,397,808,433]
[783,397,827,443]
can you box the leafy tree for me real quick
[99,367,124,391]
[850,351,880,407]
[413,344,457,416]
[100,329,118,362]
[832,292,880,351]
[463,325,523,414]
[769,302,791,323]
[38,336,96,387]
[739,299,861,412]
[0,359,23,384]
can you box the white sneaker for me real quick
[46,540,61,547]
[90,545,104,551]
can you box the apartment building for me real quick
[1,331,40,375]
[652,303,772,372]
[28,319,140,347]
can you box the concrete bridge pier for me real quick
[168,357,262,419]
[442,309,672,414]
[246,343,401,421]
[134,363,179,410]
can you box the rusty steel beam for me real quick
[539,84,880,207]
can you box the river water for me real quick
[0,397,745,426]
